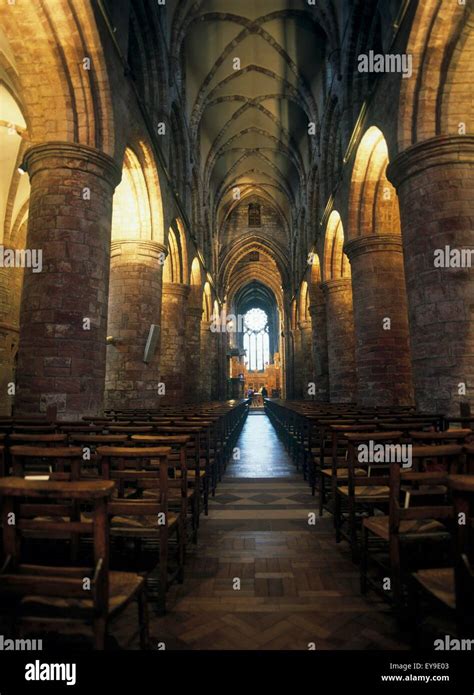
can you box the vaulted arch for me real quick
[323,211,350,281]
[0,0,115,154]
[348,126,400,240]
[163,227,180,284]
[398,0,473,149]
[112,147,152,241]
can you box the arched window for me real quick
[248,203,261,227]
[243,308,270,371]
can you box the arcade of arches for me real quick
[0,1,473,418]
[0,0,473,651]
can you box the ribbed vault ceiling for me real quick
[169,0,331,237]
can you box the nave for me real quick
[117,412,406,650]
[0,0,472,667]
[0,395,473,654]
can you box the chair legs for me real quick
[310,460,316,497]
[191,495,198,544]
[158,528,169,616]
[137,587,150,650]
[360,525,368,594]
[318,472,325,516]
[203,475,209,515]
[349,501,358,563]
[177,520,185,584]
[389,537,402,617]
[93,616,107,650]
[335,492,342,543]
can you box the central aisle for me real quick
[119,412,409,650]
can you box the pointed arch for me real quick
[173,218,189,284]
[202,281,212,322]
[309,252,322,297]
[348,126,400,241]
[298,280,310,323]
[112,147,152,241]
[398,0,473,149]
[0,0,115,154]
[163,227,180,283]
[0,84,30,246]
[323,211,350,281]
[189,256,203,309]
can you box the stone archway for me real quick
[105,143,166,411]
[346,126,414,406]
[321,211,356,403]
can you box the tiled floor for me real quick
[114,412,409,650]
[226,411,295,478]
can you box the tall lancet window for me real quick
[243,308,270,371]
[248,203,261,227]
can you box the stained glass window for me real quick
[243,308,270,371]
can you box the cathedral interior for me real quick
[0,0,473,664]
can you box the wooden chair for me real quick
[108,425,154,434]
[178,418,220,493]
[0,477,149,649]
[409,429,472,445]
[9,446,86,480]
[81,416,114,425]
[8,446,95,562]
[464,444,474,474]
[410,473,474,641]
[319,424,376,517]
[68,434,130,447]
[96,446,184,614]
[5,436,68,478]
[13,424,56,434]
[131,434,197,545]
[59,424,105,434]
[361,445,465,614]
[9,433,68,446]
[307,418,358,496]
[334,431,403,560]
[13,417,50,424]
[153,424,209,514]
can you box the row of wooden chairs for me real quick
[0,400,249,649]
[0,399,249,511]
[265,399,474,643]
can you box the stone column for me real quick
[185,307,202,402]
[292,327,303,398]
[210,327,220,401]
[15,142,121,418]
[321,278,357,403]
[299,319,313,399]
[344,235,414,407]
[387,135,474,415]
[160,283,190,403]
[217,329,229,400]
[105,240,166,410]
[200,320,218,402]
[308,302,329,402]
